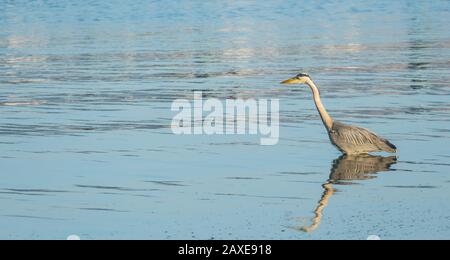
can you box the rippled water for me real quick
[1,0,449,239]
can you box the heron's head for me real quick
[281,73,311,84]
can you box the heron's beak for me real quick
[281,78,302,84]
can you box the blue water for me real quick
[1,0,449,239]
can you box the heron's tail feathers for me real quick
[381,139,397,153]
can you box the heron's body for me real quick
[282,73,397,155]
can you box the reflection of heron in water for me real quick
[281,73,397,155]
[300,154,397,233]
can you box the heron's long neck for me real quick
[305,79,333,131]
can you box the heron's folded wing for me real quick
[331,122,381,146]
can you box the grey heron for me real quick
[281,73,397,154]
